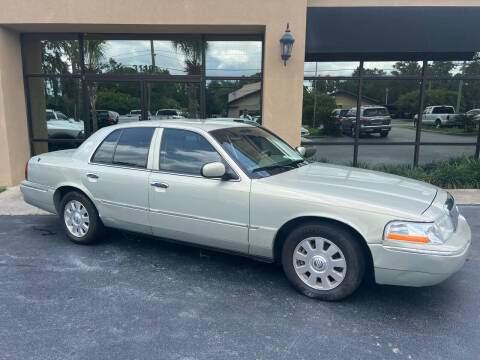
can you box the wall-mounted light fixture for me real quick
[280,23,295,66]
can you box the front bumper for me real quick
[369,214,471,287]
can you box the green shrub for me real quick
[0,186,6,193]
[355,156,480,189]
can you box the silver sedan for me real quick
[21,120,471,300]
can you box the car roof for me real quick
[106,119,256,132]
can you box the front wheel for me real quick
[380,130,389,137]
[60,191,104,245]
[281,222,365,301]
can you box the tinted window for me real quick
[112,128,155,168]
[92,129,121,164]
[363,108,389,117]
[160,129,222,175]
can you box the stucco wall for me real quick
[0,27,30,186]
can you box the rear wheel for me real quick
[380,130,389,137]
[60,191,104,244]
[435,119,442,128]
[281,222,365,301]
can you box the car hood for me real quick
[257,162,438,216]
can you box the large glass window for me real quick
[206,79,261,120]
[206,41,262,77]
[22,34,263,155]
[303,59,480,168]
[160,129,222,175]
[84,38,202,75]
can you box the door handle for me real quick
[86,173,99,179]
[150,181,169,189]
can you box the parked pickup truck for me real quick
[414,106,460,128]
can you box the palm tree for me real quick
[173,39,204,118]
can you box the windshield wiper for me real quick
[251,159,304,174]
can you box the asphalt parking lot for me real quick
[1,207,479,360]
[310,121,478,166]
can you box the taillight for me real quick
[108,115,113,124]
[360,118,368,123]
[385,117,392,124]
[25,160,29,180]
[446,115,449,121]
[338,116,342,121]
[138,115,142,121]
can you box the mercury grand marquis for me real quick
[21,120,471,300]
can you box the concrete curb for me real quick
[446,189,480,206]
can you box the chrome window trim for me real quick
[156,126,244,182]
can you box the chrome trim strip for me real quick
[100,199,148,212]
[382,241,471,257]
[149,208,248,228]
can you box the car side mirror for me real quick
[201,162,226,178]
[296,146,306,157]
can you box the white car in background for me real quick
[155,109,185,120]
[21,119,470,301]
[301,127,310,136]
[46,109,84,139]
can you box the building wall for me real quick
[0,0,308,185]
[0,27,30,186]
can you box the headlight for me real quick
[384,219,452,245]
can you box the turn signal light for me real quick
[387,233,429,243]
[25,160,29,180]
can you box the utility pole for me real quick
[456,61,466,113]
[385,87,389,105]
[312,62,318,128]
[148,40,156,114]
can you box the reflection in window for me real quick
[84,39,202,75]
[206,41,262,77]
[23,38,80,74]
[206,80,261,120]
[112,127,155,168]
[27,77,84,154]
[160,129,222,175]
[92,129,121,164]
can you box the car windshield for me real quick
[210,126,304,179]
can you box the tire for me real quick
[380,130,389,137]
[59,191,104,245]
[435,119,442,128]
[281,222,365,301]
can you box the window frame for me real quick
[21,33,264,155]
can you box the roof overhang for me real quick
[305,6,480,62]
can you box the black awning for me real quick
[305,6,480,62]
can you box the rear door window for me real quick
[112,128,155,168]
[92,129,122,164]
